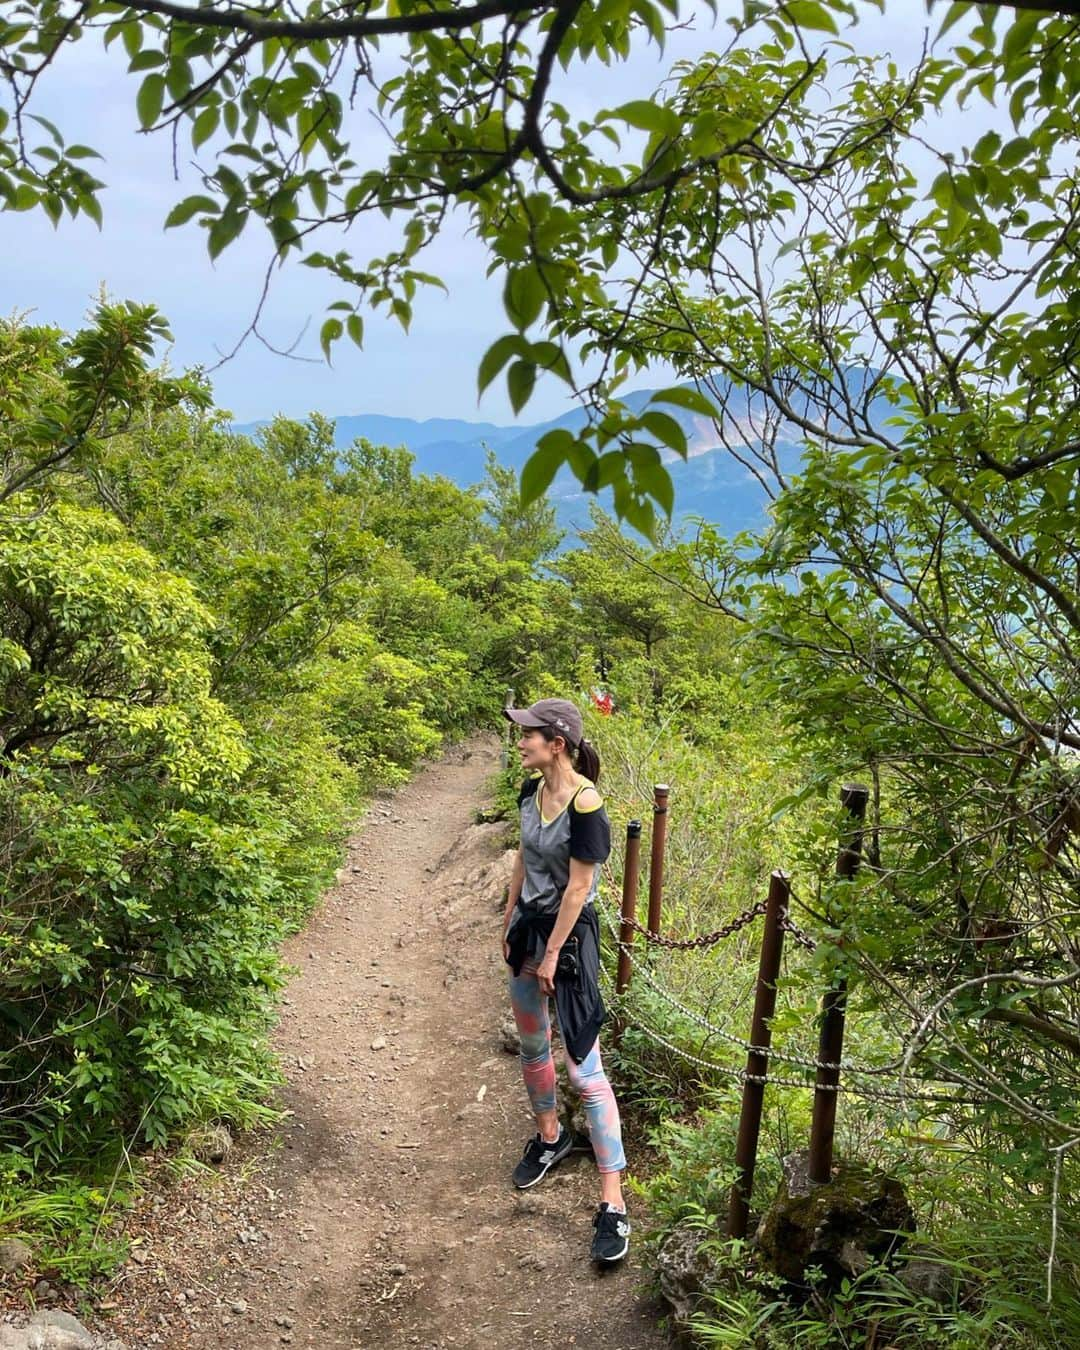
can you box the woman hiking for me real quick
[500,697,631,1264]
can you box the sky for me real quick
[1,3,974,426]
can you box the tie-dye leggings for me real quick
[508,959,626,1174]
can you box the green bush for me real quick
[0,504,286,1168]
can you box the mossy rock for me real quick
[755,1149,914,1286]
[186,1122,233,1165]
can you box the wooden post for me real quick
[646,784,670,937]
[727,870,790,1239]
[807,783,870,1185]
[614,820,643,1046]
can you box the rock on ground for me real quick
[0,1244,33,1278]
[755,1149,915,1286]
[654,1221,724,1330]
[0,1310,124,1350]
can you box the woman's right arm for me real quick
[502,848,525,958]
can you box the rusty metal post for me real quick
[646,784,670,936]
[727,869,790,1239]
[807,783,870,1185]
[614,820,643,1046]
[501,687,515,770]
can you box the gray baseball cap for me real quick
[504,697,583,746]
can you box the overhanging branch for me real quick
[109,0,1080,44]
[115,0,548,41]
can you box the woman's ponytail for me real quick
[575,736,601,786]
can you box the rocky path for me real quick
[86,736,672,1349]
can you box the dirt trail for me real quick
[107,736,672,1349]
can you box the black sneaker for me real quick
[512,1126,573,1189]
[590,1203,631,1262]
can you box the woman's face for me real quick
[517,727,565,770]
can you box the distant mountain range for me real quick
[236,384,786,540]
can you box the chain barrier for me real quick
[780,914,817,951]
[596,896,971,1105]
[598,894,840,1069]
[615,899,767,950]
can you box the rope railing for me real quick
[610,999,974,1105]
[602,978,959,1101]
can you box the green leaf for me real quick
[604,99,679,137]
[27,114,63,147]
[583,451,627,492]
[527,340,572,383]
[930,171,954,210]
[80,193,103,228]
[320,316,343,360]
[503,268,546,331]
[347,314,363,347]
[951,173,979,214]
[1002,13,1040,67]
[639,410,688,457]
[624,441,661,470]
[121,22,144,59]
[165,57,192,104]
[207,209,247,259]
[520,429,573,505]
[136,74,165,129]
[268,216,300,252]
[478,334,525,395]
[191,105,219,151]
[936,1,972,39]
[9,186,39,211]
[972,130,1001,165]
[128,49,163,72]
[163,194,216,228]
[568,442,597,481]
[623,495,657,540]
[633,455,674,517]
[507,360,537,414]
[651,385,716,418]
[999,136,1033,169]
[636,0,665,46]
[782,1,839,35]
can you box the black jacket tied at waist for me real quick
[505,902,605,1065]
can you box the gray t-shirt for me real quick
[506,775,612,963]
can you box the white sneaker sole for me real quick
[592,1217,631,1262]
[592,1236,630,1262]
